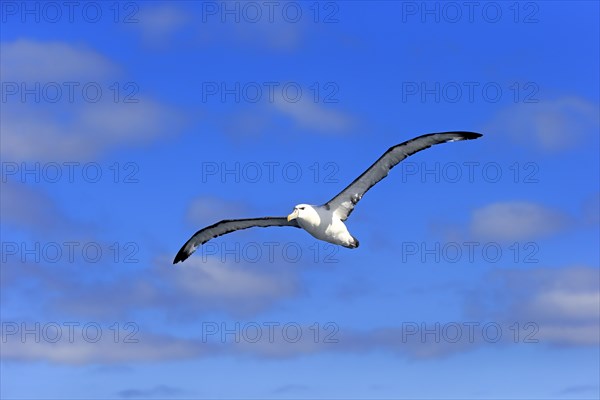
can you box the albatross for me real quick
[174,131,482,263]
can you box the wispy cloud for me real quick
[0,181,74,233]
[486,96,600,152]
[2,100,183,162]
[2,329,208,365]
[227,20,306,51]
[195,6,307,51]
[272,91,355,134]
[6,261,598,366]
[467,265,600,347]
[218,88,356,140]
[3,253,300,321]
[134,4,190,46]
[0,39,118,81]
[128,2,310,51]
[470,201,570,241]
[582,192,600,225]
[271,384,310,395]
[158,257,299,316]
[117,384,185,399]
[558,384,600,396]
[0,39,184,162]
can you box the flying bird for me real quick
[174,131,482,263]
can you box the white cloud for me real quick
[0,39,184,162]
[166,257,298,309]
[470,201,569,241]
[582,193,600,225]
[271,90,355,134]
[6,263,598,365]
[134,5,189,45]
[0,39,118,81]
[486,96,599,151]
[129,3,307,51]
[531,290,600,321]
[194,5,307,51]
[471,265,600,347]
[227,18,305,51]
[535,324,599,346]
[0,181,74,232]
[1,100,182,162]
[6,253,300,320]
[217,92,356,141]
[117,385,185,399]
[1,330,206,365]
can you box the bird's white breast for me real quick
[297,206,355,247]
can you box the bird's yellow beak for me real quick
[287,210,298,221]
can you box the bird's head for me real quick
[287,204,317,223]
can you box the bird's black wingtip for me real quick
[460,131,483,140]
[173,250,188,264]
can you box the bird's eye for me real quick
[299,207,305,210]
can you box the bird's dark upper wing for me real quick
[173,217,300,264]
[324,131,483,221]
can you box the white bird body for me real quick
[174,131,482,263]
[290,204,358,248]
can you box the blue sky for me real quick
[1,1,599,399]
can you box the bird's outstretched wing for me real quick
[173,217,300,264]
[324,131,483,221]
